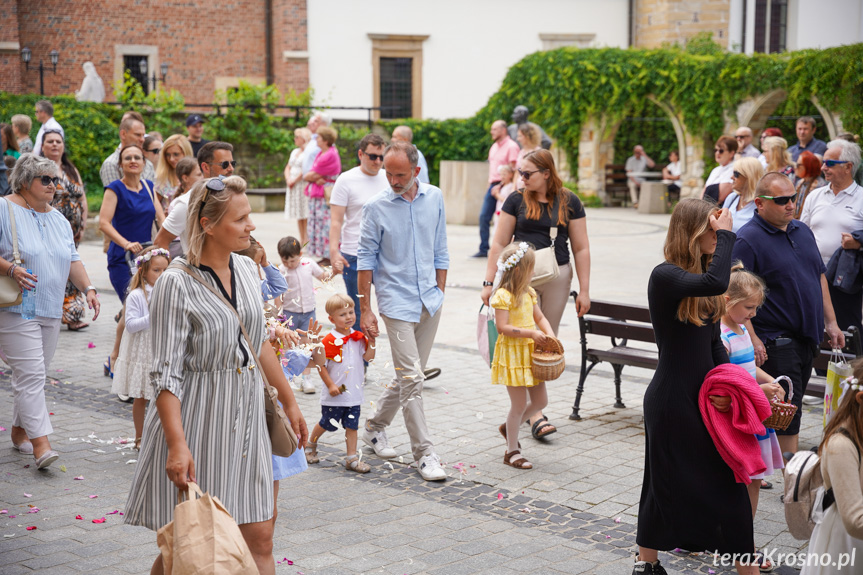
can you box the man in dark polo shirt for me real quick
[732,172,845,455]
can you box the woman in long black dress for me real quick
[634,199,757,575]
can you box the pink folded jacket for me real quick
[699,363,773,484]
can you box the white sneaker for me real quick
[301,377,317,394]
[290,375,303,391]
[417,453,446,481]
[362,428,397,459]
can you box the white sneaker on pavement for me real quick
[301,377,317,394]
[362,427,397,459]
[417,453,446,481]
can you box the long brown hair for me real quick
[664,198,725,326]
[820,359,863,458]
[520,149,571,226]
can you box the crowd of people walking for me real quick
[1,100,862,574]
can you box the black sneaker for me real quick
[471,251,487,258]
[632,559,668,575]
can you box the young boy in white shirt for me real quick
[306,293,376,472]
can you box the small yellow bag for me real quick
[156,482,259,575]
[823,349,854,427]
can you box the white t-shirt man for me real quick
[800,182,863,264]
[162,194,191,254]
[329,166,388,256]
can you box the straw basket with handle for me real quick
[763,375,797,431]
[531,336,565,382]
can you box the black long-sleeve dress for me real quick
[636,230,753,554]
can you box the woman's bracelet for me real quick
[7,263,17,278]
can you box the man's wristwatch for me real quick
[482,281,493,287]
[85,285,97,295]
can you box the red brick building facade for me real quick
[0,0,309,104]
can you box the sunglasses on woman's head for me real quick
[199,177,227,210]
[823,159,849,168]
[39,175,61,187]
[757,193,798,205]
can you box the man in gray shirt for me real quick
[625,145,655,206]
[735,127,760,158]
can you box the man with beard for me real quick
[356,141,449,481]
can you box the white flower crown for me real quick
[497,242,530,274]
[842,376,862,392]
[134,248,171,269]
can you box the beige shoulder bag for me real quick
[171,260,298,457]
[0,199,23,307]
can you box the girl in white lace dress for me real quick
[111,247,170,449]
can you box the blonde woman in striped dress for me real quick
[125,176,308,575]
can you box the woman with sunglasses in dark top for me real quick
[40,129,90,330]
[99,143,165,302]
[481,149,591,440]
[0,154,100,469]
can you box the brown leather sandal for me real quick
[498,423,521,448]
[503,450,533,469]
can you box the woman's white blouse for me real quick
[0,198,79,319]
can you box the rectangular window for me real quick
[379,57,412,119]
[752,0,787,53]
[123,55,150,95]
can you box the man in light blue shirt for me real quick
[357,141,448,481]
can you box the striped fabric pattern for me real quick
[719,323,757,379]
[124,254,274,531]
[0,197,80,319]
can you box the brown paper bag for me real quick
[156,482,259,575]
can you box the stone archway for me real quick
[736,90,844,140]
[576,99,706,202]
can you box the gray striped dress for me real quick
[124,254,274,531]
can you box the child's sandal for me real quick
[346,456,370,473]
[503,450,533,469]
[305,443,319,464]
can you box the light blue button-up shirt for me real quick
[0,198,80,319]
[357,182,449,322]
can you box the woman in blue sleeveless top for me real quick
[98,144,165,301]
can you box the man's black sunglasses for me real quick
[757,193,798,206]
[206,160,237,170]
[363,151,384,162]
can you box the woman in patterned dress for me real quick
[303,126,340,264]
[283,127,311,245]
[40,129,89,330]
[125,176,308,575]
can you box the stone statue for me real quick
[508,105,553,150]
[75,62,105,103]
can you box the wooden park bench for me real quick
[567,291,862,420]
[603,164,630,207]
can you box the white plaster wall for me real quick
[307,0,630,120]
[787,0,863,50]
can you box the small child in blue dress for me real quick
[720,262,787,571]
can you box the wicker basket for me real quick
[763,376,797,431]
[532,337,565,382]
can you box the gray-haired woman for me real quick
[0,154,100,468]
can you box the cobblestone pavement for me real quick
[0,209,820,574]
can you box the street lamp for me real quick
[20,48,59,95]
[138,58,169,91]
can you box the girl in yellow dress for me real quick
[490,242,556,469]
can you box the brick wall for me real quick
[635,0,731,49]
[0,0,23,94]
[5,1,308,105]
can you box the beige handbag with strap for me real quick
[0,199,23,308]
[530,227,560,287]
[171,260,298,458]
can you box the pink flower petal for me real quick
[0,426,6,431]
[75,515,83,520]
[88,495,98,499]
[25,526,36,531]
[74,476,84,480]
[0,509,6,514]
[91,517,106,524]
[497,493,503,500]
[8,515,16,519]
[23,493,31,498]
[106,510,119,515]
[27,508,39,514]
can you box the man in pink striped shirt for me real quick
[474,120,519,257]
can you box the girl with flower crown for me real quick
[111,246,170,449]
[490,241,555,469]
[803,361,863,574]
